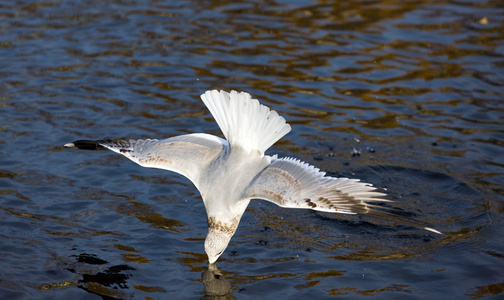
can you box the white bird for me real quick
[65,90,441,264]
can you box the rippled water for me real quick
[1,0,503,299]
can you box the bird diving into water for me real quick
[65,90,441,264]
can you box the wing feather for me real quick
[244,156,388,215]
[97,133,226,188]
[244,156,441,234]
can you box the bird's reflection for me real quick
[201,263,235,300]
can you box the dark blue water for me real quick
[1,0,503,299]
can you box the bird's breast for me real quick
[198,149,269,214]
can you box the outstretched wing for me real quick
[243,156,388,214]
[243,156,441,234]
[65,133,226,188]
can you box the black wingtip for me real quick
[365,209,443,235]
[64,140,107,150]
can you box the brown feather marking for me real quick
[139,156,173,166]
[207,216,239,235]
[261,189,285,204]
[304,198,317,208]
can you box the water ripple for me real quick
[0,0,503,299]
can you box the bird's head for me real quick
[205,228,233,264]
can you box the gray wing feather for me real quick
[243,156,388,214]
[99,133,226,188]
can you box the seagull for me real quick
[65,90,441,264]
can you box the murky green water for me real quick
[1,0,503,299]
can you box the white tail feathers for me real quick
[201,90,291,155]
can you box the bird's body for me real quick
[65,90,440,264]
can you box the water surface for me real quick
[1,0,503,299]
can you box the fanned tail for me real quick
[201,90,291,155]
